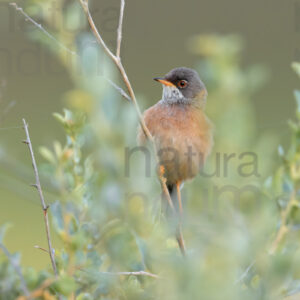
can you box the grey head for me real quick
[154,67,207,107]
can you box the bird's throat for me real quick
[162,85,186,104]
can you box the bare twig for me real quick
[34,245,49,254]
[79,0,116,62]
[270,191,296,254]
[10,3,77,56]
[116,0,125,58]
[105,78,131,102]
[22,119,58,276]
[234,260,256,285]
[78,0,183,252]
[0,243,31,298]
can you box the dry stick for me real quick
[0,243,31,298]
[105,78,131,102]
[79,0,187,254]
[116,0,125,58]
[22,119,58,276]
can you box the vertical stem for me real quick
[22,119,58,276]
[116,0,125,58]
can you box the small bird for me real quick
[138,67,213,252]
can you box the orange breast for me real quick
[138,102,213,185]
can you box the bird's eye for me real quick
[178,80,188,89]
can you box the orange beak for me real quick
[153,77,176,87]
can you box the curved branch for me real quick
[79,0,116,62]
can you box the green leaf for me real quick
[52,275,77,296]
[39,147,56,165]
[53,112,66,125]
[292,62,300,78]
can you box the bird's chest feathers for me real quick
[149,104,212,154]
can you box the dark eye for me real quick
[178,80,188,89]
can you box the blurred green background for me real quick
[0,0,300,299]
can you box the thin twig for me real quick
[10,3,77,56]
[234,260,256,285]
[0,243,31,298]
[22,119,58,276]
[34,245,49,254]
[105,78,131,102]
[116,0,125,58]
[78,0,182,251]
[270,191,296,254]
[79,0,116,62]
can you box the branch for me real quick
[22,119,58,276]
[116,0,125,58]
[105,78,131,102]
[79,0,116,62]
[0,243,30,298]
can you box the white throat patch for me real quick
[162,85,185,104]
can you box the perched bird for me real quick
[137,67,213,253]
[138,67,213,199]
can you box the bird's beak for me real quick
[153,77,176,87]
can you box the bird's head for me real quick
[154,67,207,107]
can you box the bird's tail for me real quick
[162,184,186,255]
